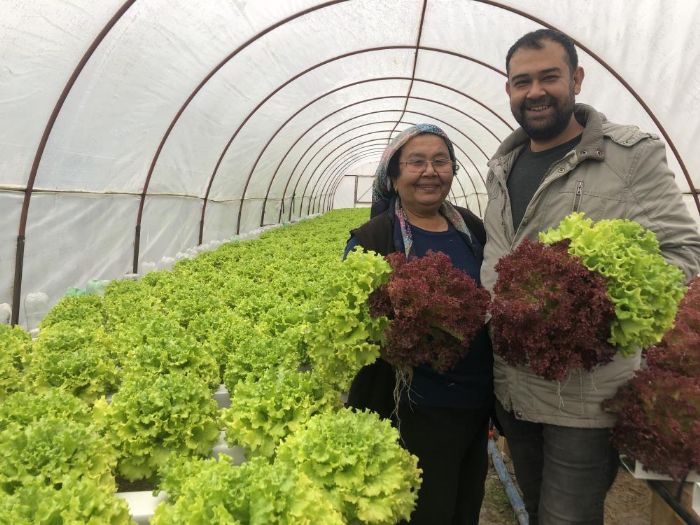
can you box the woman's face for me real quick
[394,134,453,213]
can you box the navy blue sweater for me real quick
[345,209,493,409]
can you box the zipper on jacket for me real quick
[573,180,584,212]
[491,160,515,242]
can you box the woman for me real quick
[345,124,493,525]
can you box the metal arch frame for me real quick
[218,46,412,236]
[324,131,476,214]
[310,108,491,216]
[250,92,406,230]
[295,123,416,205]
[8,0,348,325]
[260,93,499,226]
[287,134,474,220]
[134,0,349,265]
[320,148,385,208]
[294,130,412,213]
[14,0,691,326]
[321,148,477,216]
[308,110,488,216]
[137,0,349,269]
[309,106,493,207]
[295,124,412,211]
[10,0,138,326]
[293,140,418,215]
[303,143,464,217]
[475,0,699,212]
[388,0,428,140]
[268,106,404,223]
[256,114,405,225]
[286,132,403,218]
[338,150,394,198]
[222,45,510,239]
[313,117,485,216]
[253,80,510,228]
[285,143,390,220]
[299,111,489,218]
[324,151,488,213]
[301,149,394,215]
[270,77,512,227]
[275,112,479,221]
[289,116,478,218]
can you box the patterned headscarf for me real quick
[370,124,474,256]
[371,123,457,211]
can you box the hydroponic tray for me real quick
[632,461,700,483]
[115,435,245,523]
[116,384,240,523]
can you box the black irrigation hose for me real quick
[646,479,700,525]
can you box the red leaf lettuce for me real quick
[369,250,489,373]
[490,239,615,381]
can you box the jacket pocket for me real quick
[545,181,628,222]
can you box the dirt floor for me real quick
[479,448,652,524]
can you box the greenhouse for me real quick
[1,1,699,524]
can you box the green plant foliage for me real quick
[306,249,391,392]
[106,372,220,481]
[221,369,339,458]
[222,326,305,396]
[182,310,247,378]
[156,455,209,501]
[27,322,120,403]
[0,324,30,400]
[540,212,686,355]
[243,457,344,525]
[0,390,117,495]
[0,473,134,525]
[39,294,105,330]
[150,276,228,333]
[21,208,384,507]
[0,389,94,431]
[153,456,343,525]
[152,456,246,524]
[102,278,157,329]
[275,408,421,524]
[116,314,220,390]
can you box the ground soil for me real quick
[479,449,652,524]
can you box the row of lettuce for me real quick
[2,206,699,522]
[0,209,421,524]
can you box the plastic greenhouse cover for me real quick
[1,0,698,328]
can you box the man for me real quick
[481,29,700,524]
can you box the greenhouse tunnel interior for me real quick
[1,0,699,329]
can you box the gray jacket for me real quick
[481,103,700,427]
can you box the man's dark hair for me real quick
[506,29,578,75]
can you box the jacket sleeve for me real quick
[628,138,700,280]
[343,236,359,259]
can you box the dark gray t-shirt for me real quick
[507,135,582,231]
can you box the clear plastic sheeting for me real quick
[1,0,699,327]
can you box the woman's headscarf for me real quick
[369,123,475,257]
[370,123,457,217]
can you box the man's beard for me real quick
[513,92,575,141]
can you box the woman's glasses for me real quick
[399,159,457,174]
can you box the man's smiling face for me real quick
[506,38,583,142]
